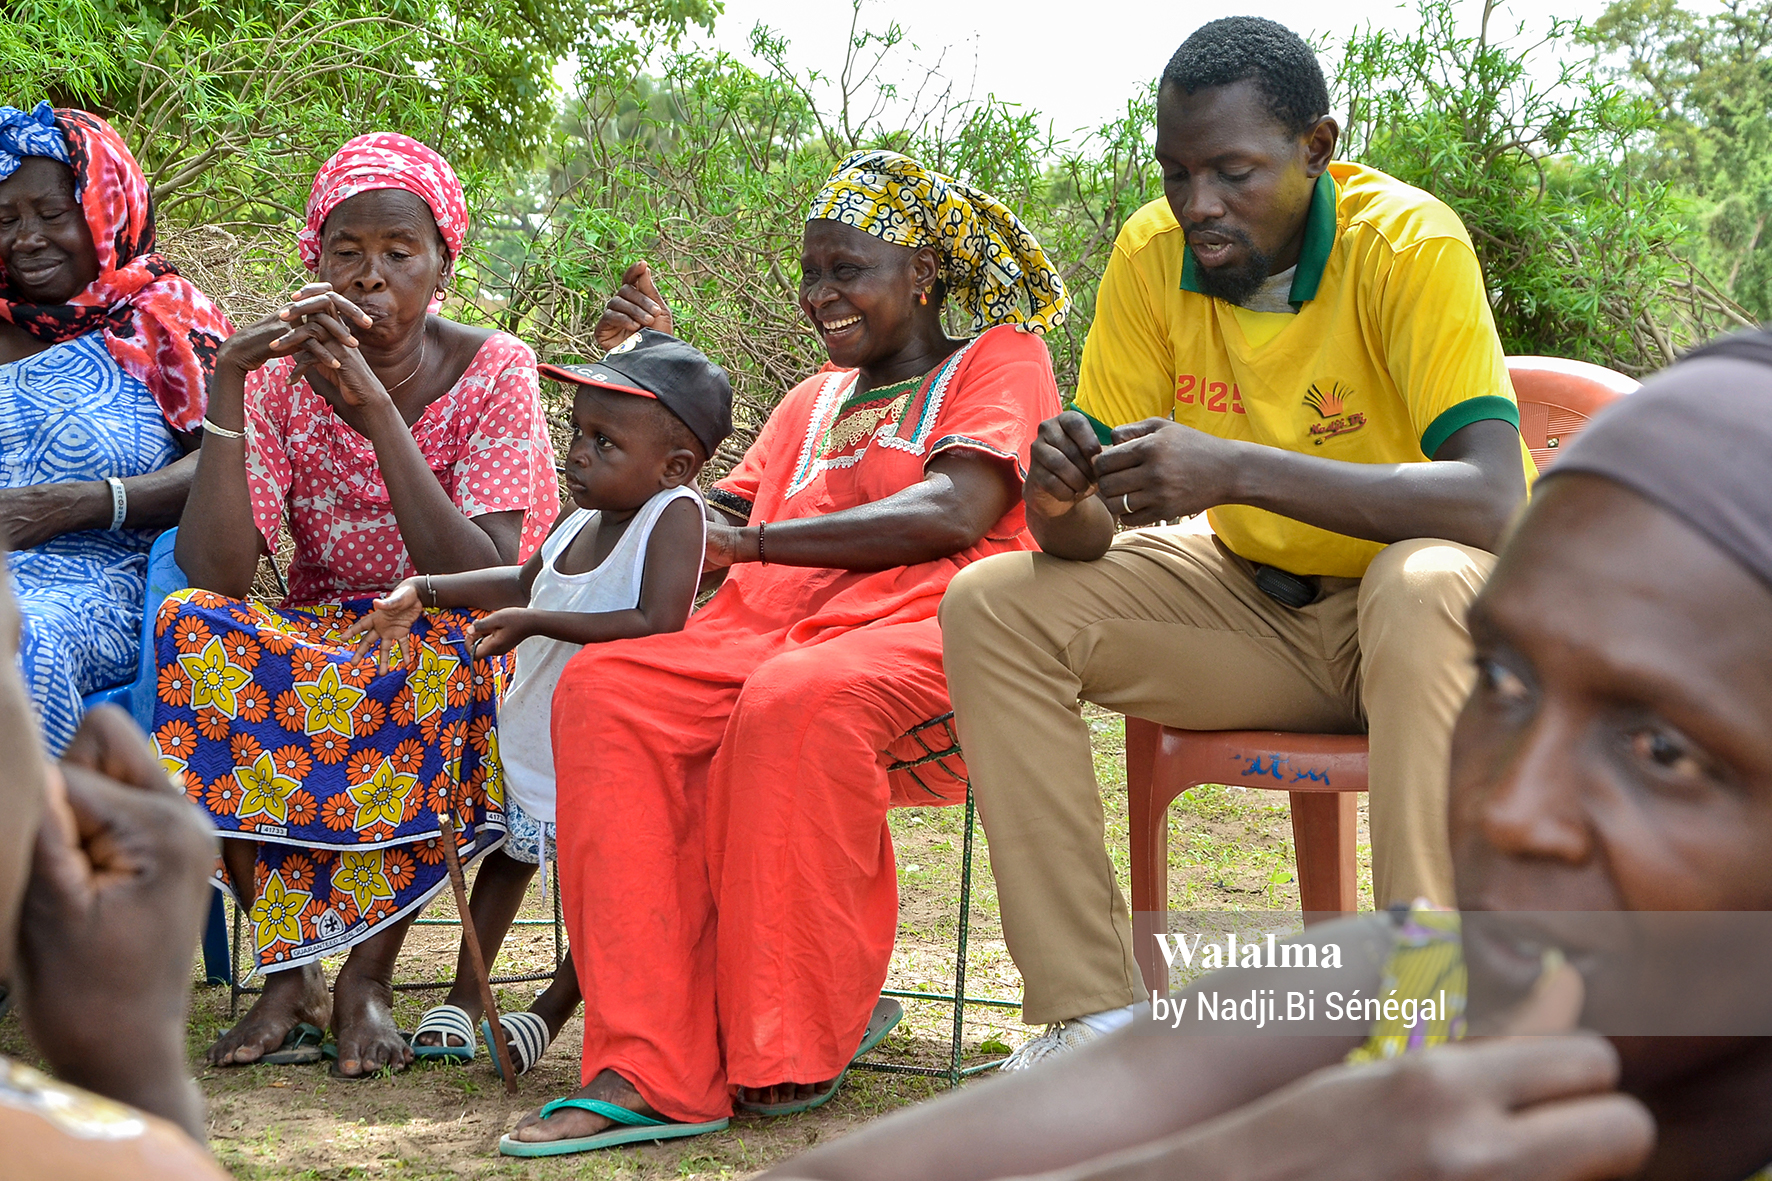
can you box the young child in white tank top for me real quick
[344,330,732,1075]
[496,483,702,828]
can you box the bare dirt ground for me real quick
[0,706,1372,1179]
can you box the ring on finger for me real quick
[1121,493,1133,516]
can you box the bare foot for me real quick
[508,1069,660,1143]
[330,964,413,1077]
[736,1079,837,1107]
[206,962,329,1066]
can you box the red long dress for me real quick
[551,324,1060,1120]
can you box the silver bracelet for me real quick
[201,415,246,440]
[104,476,127,531]
[425,573,437,607]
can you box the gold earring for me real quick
[918,290,928,306]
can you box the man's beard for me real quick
[1187,226,1275,307]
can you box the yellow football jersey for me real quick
[1074,161,1534,578]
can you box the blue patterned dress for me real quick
[2,331,180,753]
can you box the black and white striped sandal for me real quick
[483,1011,552,1078]
[413,1004,477,1063]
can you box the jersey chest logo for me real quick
[1303,382,1366,444]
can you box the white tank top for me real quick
[496,484,704,822]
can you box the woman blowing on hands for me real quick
[345,331,732,1075]
[153,133,557,1080]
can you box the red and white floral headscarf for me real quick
[298,133,467,271]
[0,103,232,433]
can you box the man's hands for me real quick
[1024,411,1239,561]
[17,707,216,1140]
[1026,413,1238,527]
[595,261,675,349]
[1025,412,1103,519]
[1027,409,1528,558]
[1130,1034,1655,1181]
[1094,418,1241,528]
[1025,962,1652,1181]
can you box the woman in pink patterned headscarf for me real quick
[158,132,558,1079]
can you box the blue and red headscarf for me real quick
[0,102,231,433]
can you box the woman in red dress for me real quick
[504,149,1068,1156]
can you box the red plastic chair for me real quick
[1125,356,1637,996]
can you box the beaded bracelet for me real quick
[104,477,127,531]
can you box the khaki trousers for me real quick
[939,529,1494,1024]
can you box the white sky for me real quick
[684,0,1625,144]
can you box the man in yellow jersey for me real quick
[939,16,1532,1065]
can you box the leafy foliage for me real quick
[1589,0,1772,316]
[1,0,717,226]
[467,19,1165,455]
[7,0,1749,438]
[1336,0,1746,373]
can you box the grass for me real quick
[0,705,1371,1178]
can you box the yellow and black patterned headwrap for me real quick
[806,149,1069,335]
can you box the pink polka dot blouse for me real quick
[242,331,559,607]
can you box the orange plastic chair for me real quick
[1125,356,1637,996]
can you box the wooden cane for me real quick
[437,811,519,1094]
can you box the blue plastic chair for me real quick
[76,529,231,985]
[76,528,186,726]
[78,682,132,712]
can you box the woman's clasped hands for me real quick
[271,283,392,406]
[221,282,389,406]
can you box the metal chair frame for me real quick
[856,712,1016,1086]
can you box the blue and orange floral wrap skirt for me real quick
[150,588,508,972]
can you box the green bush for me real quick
[4,0,1744,429]
[1335,0,1747,373]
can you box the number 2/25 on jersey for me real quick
[1175,374,1246,415]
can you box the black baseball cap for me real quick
[539,329,733,457]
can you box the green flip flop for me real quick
[734,996,904,1117]
[497,1098,730,1157]
[256,1022,325,1066]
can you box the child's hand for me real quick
[343,580,426,673]
[469,608,531,660]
